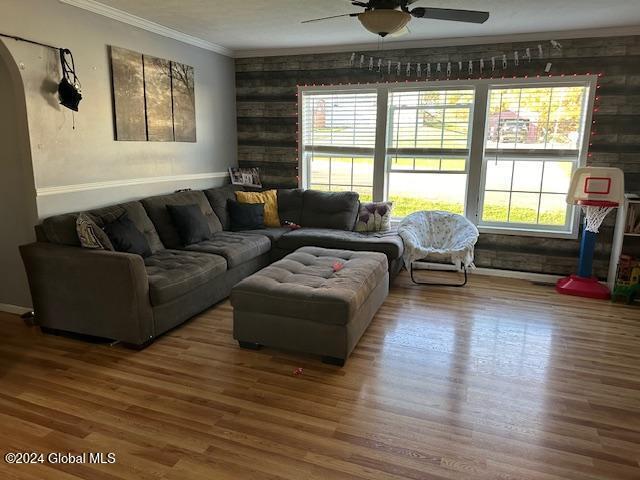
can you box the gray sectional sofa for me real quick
[20,185,404,348]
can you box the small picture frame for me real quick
[229,167,262,188]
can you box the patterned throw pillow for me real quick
[76,213,114,250]
[235,189,280,228]
[355,202,393,232]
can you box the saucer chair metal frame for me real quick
[409,260,469,287]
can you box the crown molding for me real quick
[234,25,640,58]
[58,0,233,57]
[36,172,229,197]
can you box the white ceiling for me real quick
[95,0,640,56]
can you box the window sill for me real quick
[392,218,577,239]
[478,225,578,240]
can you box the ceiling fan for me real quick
[302,0,490,38]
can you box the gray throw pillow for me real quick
[76,213,114,250]
[355,202,393,232]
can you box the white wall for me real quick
[0,0,238,308]
[0,0,237,214]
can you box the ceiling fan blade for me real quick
[410,7,490,24]
[301,13,358,24]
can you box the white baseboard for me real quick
[0,303,32,316]
[411,261,561,284]
[472,267,561,284]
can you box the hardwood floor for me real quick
[1,272,639,480]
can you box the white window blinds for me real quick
[301,91,377,152]
[301,90,378,199]
[387,89,475,171]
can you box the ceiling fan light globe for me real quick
[357,10,411,37]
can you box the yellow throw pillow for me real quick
[235,190,280,228]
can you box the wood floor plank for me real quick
[1,272,639,479]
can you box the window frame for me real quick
[299,88,378,198]
[385,85,477,218]
[298,75,596,239]
[477,80,596,238]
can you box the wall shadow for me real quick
[0,39,38,308]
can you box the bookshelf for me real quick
[608,195,640,290]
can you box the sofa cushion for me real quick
[104,213,152,258]
[76,213,114,250]
[42,201,164,254]
[228,200,264,231]
[182,231,271,268]
[277,228,404,260]
[300,190,359,230]
[239,227,290,243]
[235,189,280,228]
[142,191,222,249]
[167,204,212,245]
[277,188,304,225]
[355,201,393,232]
[231,247,388,326]
[203,184,243,231]
[145,250,227,305]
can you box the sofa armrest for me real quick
[20,242,154,346]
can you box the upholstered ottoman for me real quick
[230,246,389,366]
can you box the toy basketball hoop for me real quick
[568,167,624,232]
[557,167,624,299]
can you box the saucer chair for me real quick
[398,211,479,286]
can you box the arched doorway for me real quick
[0,40,38,310]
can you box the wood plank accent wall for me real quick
[236,35,640,277]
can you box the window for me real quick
[299,77,595,237]
[301,91,377,200]
[387,88,474,217]
[479,85,589,232]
